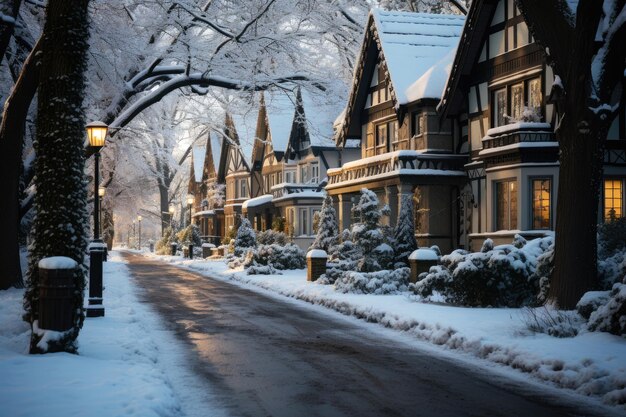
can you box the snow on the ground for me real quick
[0,251,227,417]
[150,253,626,408]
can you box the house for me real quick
[243,88,359,249]
[188,133,225,245]
[327,9,467,254]
[439,0,626,250]
[218,111,256,237]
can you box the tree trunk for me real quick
[550,107,606,308]
[25,0,91,353]
[0,37,40,290]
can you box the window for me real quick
[300,165,308,183]
[311,164,319,183]
[604,179,623,220]
[528,78,542,114]
[531,179,551,229]
[376,123,387,149]
[285,170,295,184]
[496,180,517,230]
[299,208,308,235]
[493,88,507,127]
[511,83,524,121]
[389,121,398,150]
[412,112,423,137]
[240,179,248,198]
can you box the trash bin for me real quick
[38,257,77,331]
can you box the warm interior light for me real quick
[86,121,108,149]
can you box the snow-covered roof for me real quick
[371,9,465,104]
[242,194,273,210]
[300,89,340,148]
[210,135,222,174]
[192,145,206,183]
[231,110,258,165]
[265,91,296,154]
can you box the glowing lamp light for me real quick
[98,186,106,197]
[186,195,194,206]
[137,215,142,221]
[86,121,108,149]
[168,204,175,214]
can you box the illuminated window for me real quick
[493,88,507,127]
[496,180,517,230]
[528,78,542,115]
[511,83,524,121]
[531,179,551,229]
[604,179,623,220]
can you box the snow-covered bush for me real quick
[233,218,256,256]
[587,280,626,336]
[598,216,626,258]
[247,263,279,275]
[393,194,417,267]
[176,224,202,247]
[598,250,626,290]
[309,193,338,252]
[576,291,611,319]
[257,230,287,246]
[334,268,410,295]
[319,230,361,285]
[412,235,553,307]
[155,226,180,255]
[251,243,305,270]
[272,216,286,232]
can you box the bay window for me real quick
[531,178,551,229]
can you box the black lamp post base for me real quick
[86,297,104,317]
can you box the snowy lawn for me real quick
[150,253,626,408]
[0,251,226,417]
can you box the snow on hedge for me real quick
[38,256,77,270]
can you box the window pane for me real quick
[496,180,517,230]
[511,83,524,121]
[528,78,542,115]
[532,179,551,229]
[509,181,517,229]
[493,89,507,127]
[605,179,623,220]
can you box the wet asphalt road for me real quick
[121,252,617,417]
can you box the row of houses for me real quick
[187,0,626,253]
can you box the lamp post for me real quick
[86,121,108,318]
[137,215,142,250]
[186,194,194,259]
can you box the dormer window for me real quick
[366,64,390,108]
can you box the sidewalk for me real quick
[0,252,226,417]
[150,253,626,408]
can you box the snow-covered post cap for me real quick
[202,243,216,248]
[306,249,328,259]
[408,248,439,261]
[38,256,78,270]
[88,242,107,250]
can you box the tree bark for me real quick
[25,0,91,353]
[0,37,40,290]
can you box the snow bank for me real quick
[38,256,77,270]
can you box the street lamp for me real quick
[137,215,142,250]
[86,121,108,318]
[186,194,194,259]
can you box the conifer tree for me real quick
[310,193,338,252]
[234,218,257,256]
[394,194,418,267]
[24,0,91,354]
[351,189,385,272]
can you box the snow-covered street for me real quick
[145,251,626,411]
[0,252,227,417]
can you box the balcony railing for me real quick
[481,122,554,150]
[327,150,466,187]
[271,183,322,200]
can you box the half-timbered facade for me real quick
[221,112,255,234]
[243,89,359,249]
[188,134,225,245]
[440,0,626,251]
[328,9,467,253]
